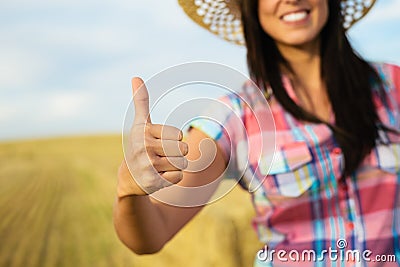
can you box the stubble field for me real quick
[0,135,262,267]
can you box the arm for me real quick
[113,78,227,254]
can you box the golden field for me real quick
[0,135,262,267]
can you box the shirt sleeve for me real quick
[389,64,400,106]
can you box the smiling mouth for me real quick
[281,10,311,23]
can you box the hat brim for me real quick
[178,0,376,45]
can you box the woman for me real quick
[114,0,400,266]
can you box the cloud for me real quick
[0,105,19,122]
[0,90,91,122]
[39,91,92,120]
[0,46,50,90]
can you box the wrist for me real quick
[117,161,148,198]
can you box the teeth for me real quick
[282,11,308,22]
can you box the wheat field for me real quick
[0,135,262,267]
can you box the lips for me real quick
[280,9,310,23]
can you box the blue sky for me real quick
[0,0,399,141]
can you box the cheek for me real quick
[257,0,280,38]
[316,0,329,29]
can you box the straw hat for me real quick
[178,0,376,45]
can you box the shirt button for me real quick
[332,147,342,155]
[347,257,356,264]
[346,222,354,231]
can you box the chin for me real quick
[277,32,320,48]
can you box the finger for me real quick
[150,124,183,140]
[153,156,188,172]
[132,77,151,124]
[152,140,189,157]
[160,171,183,185]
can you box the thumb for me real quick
[132,77,151,124]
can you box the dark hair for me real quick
[240,0,385,178]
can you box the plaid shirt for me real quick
[189,63,400,266]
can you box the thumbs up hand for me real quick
[117,78,189,197]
